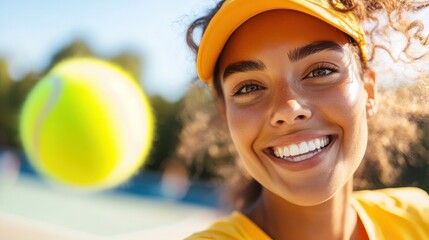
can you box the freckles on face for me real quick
[217,10,371,205]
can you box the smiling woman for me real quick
[183,0,429,239]
[217,10,372,208]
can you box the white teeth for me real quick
[283,146,290,157]
[322,138,327,146]
[277,148,283,156]
[299,142,309,154]
[273,136,331,161]
[314,138,321,149]
[308,141,316,151]
[289,144,299,156]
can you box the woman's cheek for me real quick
[226,104,264,152]
[328,81,368,161]
[227,106,254,137]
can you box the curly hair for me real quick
[181,0,429,210]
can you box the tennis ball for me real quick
[19,58,154,190]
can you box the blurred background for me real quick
[0,1,429,239]
[0,1,226,239]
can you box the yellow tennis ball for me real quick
[19,58,154,190]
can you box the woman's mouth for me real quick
[271,136,333,163]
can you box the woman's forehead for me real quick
[220,10,349,63]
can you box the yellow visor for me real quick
[197,0,368,84]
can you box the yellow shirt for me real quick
[185,188,429,240]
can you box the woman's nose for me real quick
[270,99,312,127]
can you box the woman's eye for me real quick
[307,68,334,78]
[233,84,264,96]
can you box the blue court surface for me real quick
[0,150,225,240]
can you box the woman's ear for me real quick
[364,69,377,119]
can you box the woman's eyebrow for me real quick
[223,60,266,79]
[288,41,344,62]
[222,41,342,80]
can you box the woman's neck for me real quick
[247,180,358,240]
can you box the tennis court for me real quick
[0,151,223,240]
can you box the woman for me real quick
[184,0,429,239]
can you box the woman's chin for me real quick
[267,180,343,207]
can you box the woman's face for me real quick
[218,10,376,206]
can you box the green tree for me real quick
[145,95,183,171]
[0,59,13,147]
[110,52,142,82]
[45,39,94,71]
[7,72,40,148]
[0,59,11,95]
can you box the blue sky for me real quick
[0,0,215,102]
